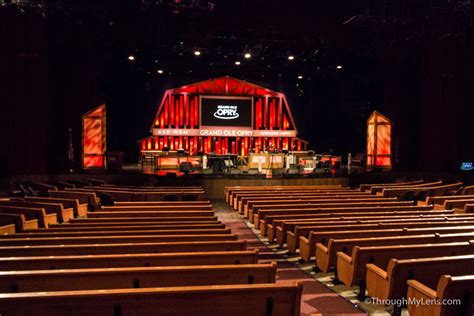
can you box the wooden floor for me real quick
[213,199,364,316]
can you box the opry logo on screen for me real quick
[214,105,239,120]
[460,162,474,171]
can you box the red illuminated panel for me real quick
[170,95,175,126]
[367,124,375,155]
[376,125,391,155]
[194,96,199,126]
[82,104,106,169]
[376,157,391,166]
[256,99,262,129]
[83,156,103,168]
[179,96,184,127]
[164,99,169,125]
[83,118,103,154]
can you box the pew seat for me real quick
[366,254,474,301]
[337,241,474,297]
[0,206,57,228]
[0,240,247,257]
[13,228,230,237]
[0,213,38,232]
[0,250,259,271]
[0,263,277,292]
[0,283,302,316]
[407,274,474,316]
[25,196,87,218]
[316,232,474,273]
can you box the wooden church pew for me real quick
[253,203,422,228]
[0,240,247,257]
[358,179,423,192]
[302,225,474,263]
[67,216,219,223]
[407,274,474,316]
[316,232,474,273]
[0,200,73,223]
[0,249,260,271]
[265,208,446,239]
[49,190,99,213]
[0,233,238,246]
[0,263,277,292]
[86,210,215,218]
[271,210,456,243]
[0,213,38,233]
[23,224,227,237]
[337,241,474,298]
[45,222,223,230]
[286,216,474,252]
[0,283,303,316]
[25,196,86,218]
[0,228,232,238]
[0,206,56,228]
[100,205,213,212]
[243,196,396,217]
[366,255,474,302]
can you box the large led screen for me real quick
[200,96,253,127]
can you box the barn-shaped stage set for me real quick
[138,76,320,174]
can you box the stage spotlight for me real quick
[336,65,343,69]
[288,55,295,60]
[235,61,241,65]
[244,53,251,59]
[157,69,164,74]
[297,75,303,79]
[194,51,201,56]
[128,55,135,61]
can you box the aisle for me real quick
[213,200,364,316]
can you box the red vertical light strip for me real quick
[194,96,199,127]
[170,136,174,150]
[277,97,282,129]
[189,137,194,155]
[297,140,302,151]
[141,140,146,151]
[203,138,208,154]
[235,137,239,155]
[164,136,168,148]
[190,100,194,129]
[231,141,236,155]
[184,95,189,127]
[207,136,211,153]
[269,99,275,129]
[164,99,169,126]
[175,138,179,150]
[256,99,262,129]
[175,98,180,129]
[194,136,198,154]
[159,137,164,150]
[179,96,184,127]
[147,138,152,150]
[179,136,183,149]
[160,114,164,128]
[170,95,175,126]
[216,138,220,154]
[154,136,158,150]
[263,97,268,129]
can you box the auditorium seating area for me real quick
[225,180,474,315]
[0,181,302,316]
[1,179,474,315]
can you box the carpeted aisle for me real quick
[213,200,365,316]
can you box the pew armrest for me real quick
[366,263,388,280]
[336,251,352,264]
[315,243,328,254]
[407,280,437,299]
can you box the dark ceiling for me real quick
[1,0,474,174]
